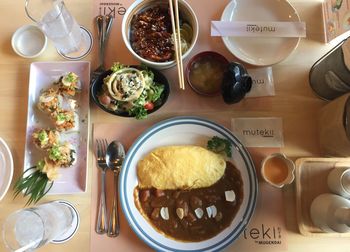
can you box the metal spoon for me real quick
[106,141,125,237]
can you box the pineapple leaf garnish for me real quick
[13,166,53,206]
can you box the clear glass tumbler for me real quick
[2,201,74,251]
[25,0,92,60]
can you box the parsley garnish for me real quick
[207,136,232,157]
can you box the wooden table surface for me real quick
[0,0,349,251]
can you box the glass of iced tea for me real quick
[25,0,92,60]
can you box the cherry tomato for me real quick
[144,102,154,110]
[99,94,111,106]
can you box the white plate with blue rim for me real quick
[0,137,14,201]
[119,116,258,251]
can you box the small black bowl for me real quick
[90,65,170,118]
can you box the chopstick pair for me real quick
[169,0,185,90]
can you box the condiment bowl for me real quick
[11,24,47,58]
[122,0,199,70]
[261,153,295,188]
[185,51,229,96]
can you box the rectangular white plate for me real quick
[24,61,90,194]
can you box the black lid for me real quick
[221,62,252,104]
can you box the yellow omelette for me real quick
[137,145,226,190]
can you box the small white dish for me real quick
[221,0,301,66]
[11,24,47,58]
[0,137,14,201]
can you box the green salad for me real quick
[98,63,165,119]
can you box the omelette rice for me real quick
[137,145,226,189]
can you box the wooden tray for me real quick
[295,157,350,237]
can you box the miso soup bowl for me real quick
[122,0,199,70]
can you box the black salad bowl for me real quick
[90,65,170,118]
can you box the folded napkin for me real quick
[211,21,306,38]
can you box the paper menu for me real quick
[323,0,350,43]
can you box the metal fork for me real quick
[91,15,114,83]
[95,139,108,234]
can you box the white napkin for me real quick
[231,117,284,148]
[246,67,275,98]
[211,21,306,38]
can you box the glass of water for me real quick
[25,0,92,60]
[2,201,76,251]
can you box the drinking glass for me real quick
[25,0,92,60]
[328,167,350,198]
[2,201,74,251]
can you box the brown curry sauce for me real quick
[134,162,243,242]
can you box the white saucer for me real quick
[221,0,301,66]
[51,200,80,244]
[57,26,93,60]
[0,137,14,201]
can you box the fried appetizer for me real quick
[32,128,60,150]
[50,110,76,131]
[37,87,61,113]
[38,157,60,181]
[56,72,80,97]
[47,142,76,167]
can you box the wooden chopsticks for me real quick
[169,0,185,90]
